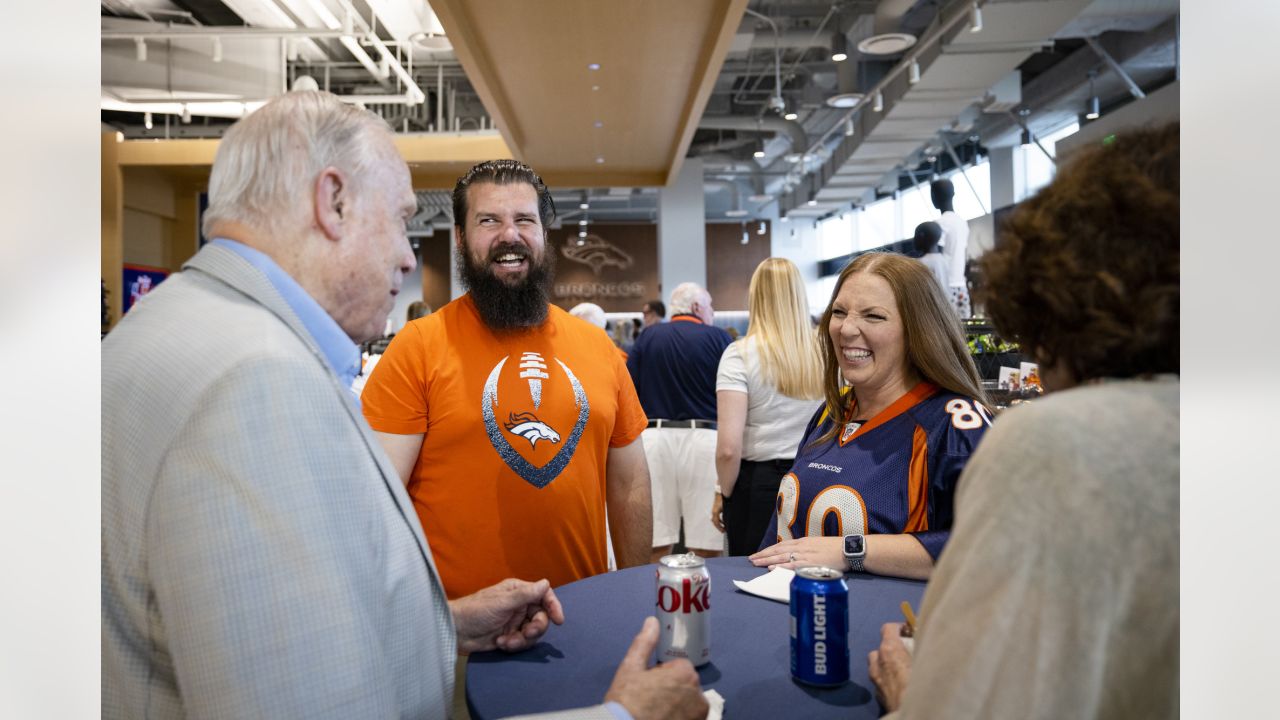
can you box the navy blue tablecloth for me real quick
[466,557,926,719]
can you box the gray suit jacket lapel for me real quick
[183,244,442,573]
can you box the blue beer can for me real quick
[790,566,850,686]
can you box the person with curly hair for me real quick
[868,122,1179,719]
[750,251,992,579]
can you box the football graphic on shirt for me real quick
[482,351,589,489]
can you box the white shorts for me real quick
[642,426,724,550]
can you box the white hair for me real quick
[202,91,391,239]
[668,282,707,316]
[569,302,607,329]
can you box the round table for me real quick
[466,557,926,719]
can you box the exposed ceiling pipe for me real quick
[698,115,807,154]
[872,0,918,36]
[331,0,425,103]
[1083,35,1146,99]
[698,153,765,196]
[703,179,746,215]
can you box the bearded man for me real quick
[361,160,653,601]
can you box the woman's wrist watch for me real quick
[843,534,867,573]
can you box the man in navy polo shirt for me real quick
[627,282,732,562]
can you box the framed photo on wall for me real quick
[122,264,170,315]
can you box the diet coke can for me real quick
[655,553,711,666]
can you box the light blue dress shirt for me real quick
[209,238,362,390]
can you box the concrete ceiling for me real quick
[100,0,1181,220]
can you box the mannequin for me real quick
[912,221,950,294]
[931,178,971,317]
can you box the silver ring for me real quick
[789,552,796,563]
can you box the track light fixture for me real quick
[831,34,848,63]
[908,59,921,85]
[970,3,983,34]
[143,112,153,130]
[135,38,147,62]
[872,91,884,113]
[843,118,855,137]
[1086,70,1101,120]
[181,105,191,124]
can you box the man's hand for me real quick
[449,578,565,654]
[604,617,708,720]
[868,622,912,712]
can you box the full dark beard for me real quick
[457,240,555,330]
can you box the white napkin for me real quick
[731,566,794,603]
[703,688,725,720]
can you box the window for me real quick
[818,212,855,260]
[1018,121,1079,202]
[858,198,897,250]
[949,161,991,221]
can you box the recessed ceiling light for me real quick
[753,149,765,158]
[807,199,817,206]
[856,33,917,56]
[725,209,749,217]
[587,63,600,71]
[831,52,848,62]
[784,112,798,121]
[593,120,603,128]
[579,202,590,210]
[579,220,588,226]
[591,85,600,91]
[825,93,864,109]
[595,156,605,164]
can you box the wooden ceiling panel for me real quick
[430,0,749,187]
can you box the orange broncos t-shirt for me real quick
[361,295,647,598]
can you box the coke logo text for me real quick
[656,578,710,613]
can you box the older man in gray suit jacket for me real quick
[102,91,706,720]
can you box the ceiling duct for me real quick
[858,0,920,56]
[698,115,807,154]
[783,0,1094,217]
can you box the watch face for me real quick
[844,534,865,556]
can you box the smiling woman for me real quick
[750,252,990,581]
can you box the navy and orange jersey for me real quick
[759,381,992,560]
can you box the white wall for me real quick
[658,157,707,296]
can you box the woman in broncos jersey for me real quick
[750,252,991,580]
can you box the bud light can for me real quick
[790,566,849,686]
[655,553,711,666]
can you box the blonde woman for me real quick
[711,258,825,555]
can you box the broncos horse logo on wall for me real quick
[504,411,561,449]
[560,234,634,275]
[482,352,590,489]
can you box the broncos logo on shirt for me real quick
[482,351,589,489]
[504,411,562,449]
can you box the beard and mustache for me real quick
[456,237,556,330]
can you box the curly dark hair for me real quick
[979,122,1178,382]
